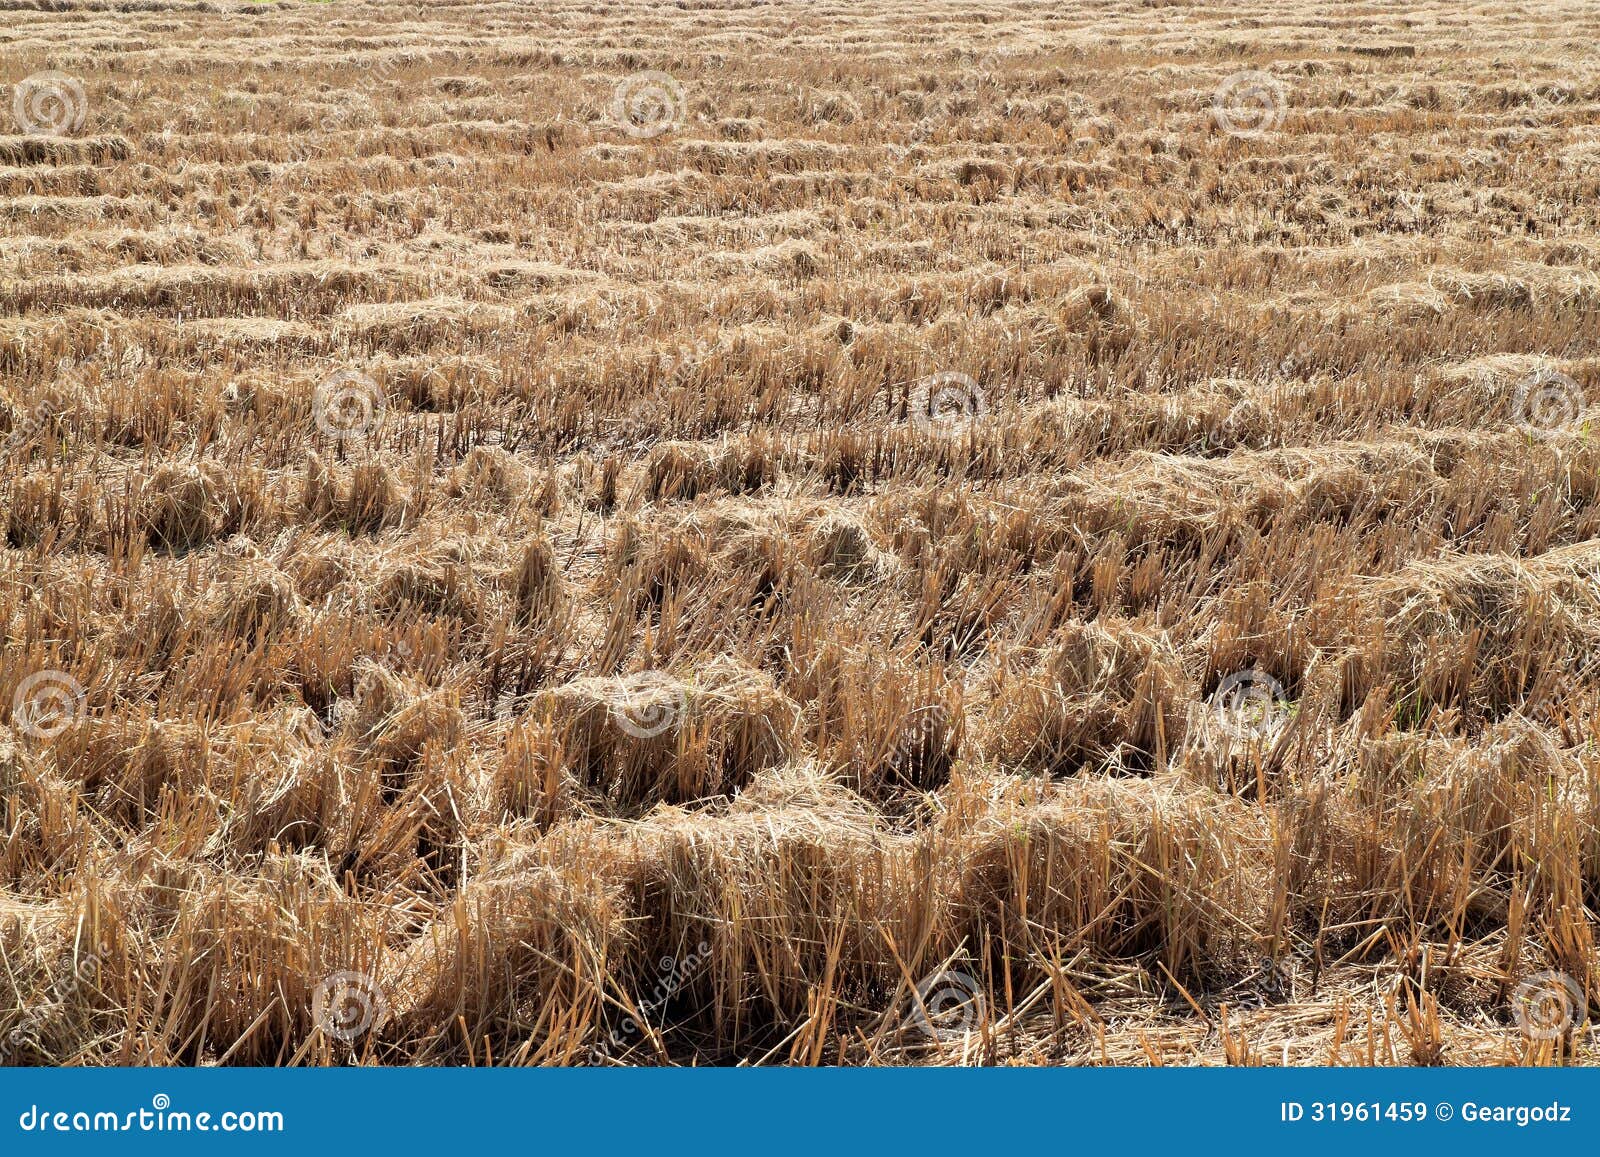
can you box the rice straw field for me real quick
[4,0,1600,1066]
